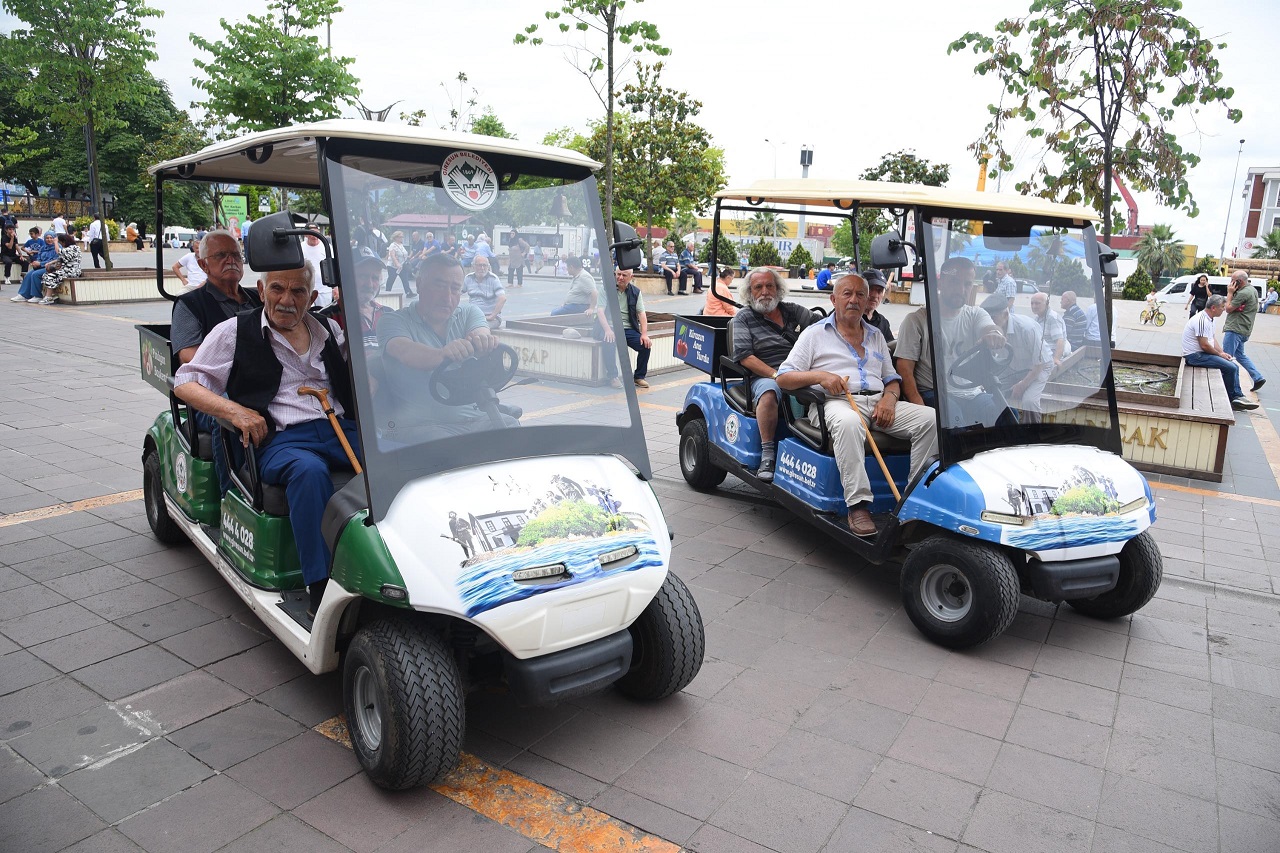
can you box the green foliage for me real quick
[1122,265,1152,301]
[827,150,949,264]
[786,243,814,270]
[1051,484,1120,517]
[748,239,781,268]
[70,216,118,239]
[1135,224,1185,283]
[516,500,634,546]
[190,0,359,135]
[1007,255,1031,279]
[698,233,737,267]
[951,1,1241,241]
[1191,255,1222,275]
[469,110,516,139]
[742,209,784,237]
[1050,258,1089,295]
[615,63,724,267]
[1255,230,1280,261]
[515,0,669,227]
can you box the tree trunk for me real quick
[646,210,654,271]
[83,113,112,270]
[602,5,616,231]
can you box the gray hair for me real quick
[261,263,314,290]
[199,229,238,258]
[1206,294,1227,310]
[737,266,789,303]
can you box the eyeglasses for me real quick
[206,250,241,264]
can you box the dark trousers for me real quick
[195,410,232,495]
[679,266,703,292]
[89,239,103,269]
[661,269,675,293]
[507,260,523,286]
[1,253,26,278]
[257,418,361,586]
[624,328,650,380]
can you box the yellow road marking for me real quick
[315,717,679,853]
[0,489,143,527]
[523,372,703,422]
[639,402,682,413]
[1244,407,1280,491]
[1149,480,1280,509]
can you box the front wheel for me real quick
[1066,531,1162,620]
[1154,311,1166,327]
[343,619,464,789]
[144,451,186,545]
[679,418,726,491]
[901,536,1020,649]
[615,571,705,700]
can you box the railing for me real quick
[2,194,114,220]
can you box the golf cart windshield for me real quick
[922,217,1120,465]
[322,138,649,522]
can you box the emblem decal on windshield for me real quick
[441,151,498,212]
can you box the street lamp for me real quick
[764,138,783,179]
[797,146,813,245]
[1220,138,1246,261]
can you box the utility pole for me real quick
[797,146,813,250]
[1220,139,1246,261]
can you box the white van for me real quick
[1153,274,1264,307]
[161,226,198,249]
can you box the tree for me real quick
[744,209,784,237]
[137,108,213,231]
[1254,230,1280,261]
[786,243,814,272]
[615,63,724,268]
[3,0,162,269]
[748,239,781,268]
[951,0,1240,319]
[671,210,700,243]
[515,0,669,229]
[1134,224,1185,283]
[830,150,950,265]
[1191,254,1221,275]
[191,0,359,136]
[698,233,737,268]
[469,109,515,139]
[1121,264,1152,301]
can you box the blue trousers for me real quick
[18,269,46,299]
[194,410,231,495]
[550,303,588,316]
[256,418,361,586]
[1222,331,1264,385]
[1185,351,1243,399]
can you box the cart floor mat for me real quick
[277,591,313,631]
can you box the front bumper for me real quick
[1025,555,1120,602]
[503,629,632,705]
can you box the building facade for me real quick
[1236,166,1280,258]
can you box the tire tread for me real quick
[615,572,705,700]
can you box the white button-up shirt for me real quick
[779,315,900,395]
[174,310,348,429]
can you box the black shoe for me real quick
[307,579,329,618]
[677,291,687,295]
[1254,378,1266,392]
[666,290,673,295]
[758,456,776,483]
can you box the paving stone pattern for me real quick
[0,294,1278,851]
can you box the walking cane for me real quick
[298,387,363,475]
[843,381,901,503]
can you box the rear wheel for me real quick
[1154,311,1167,327]
[901,536,1019,648]
[615,571,705,700]
[1067,531,1162,620]
[144,451,186,545]
[679,418,726,491]
[343,619,464,789]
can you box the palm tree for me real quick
[1254,229,1280,260]
[743,209,784,237]
[1135,224,1185,284]
[671,210,699,243]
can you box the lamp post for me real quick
[1220,138,1246,261]
[764,138,782,179]
[797,146,813,251]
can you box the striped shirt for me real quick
[730,302,816,370]
[174,310,348,428]
[779,314,900,395]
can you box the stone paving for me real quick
[0,289,1278,852]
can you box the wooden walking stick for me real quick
[298,386,362,474]
[843,381,901,502]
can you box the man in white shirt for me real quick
[51,214,67,236]
[300,234,331,307]
[172,237,207,289]
[778,274,938,536]
[463,255,506,329]
[995,261,1017,310]
[86,215,106,269]
[980,293,1052,415]
[1182,294,1256,410]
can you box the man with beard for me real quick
[174,264,360,618]
[778,274,938,536]
[895,256,1003,412]
[728,267,817,482]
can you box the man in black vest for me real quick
[596,267,650,389]
[173,265,359,617]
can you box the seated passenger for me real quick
[463,255,506,329]
[1183,295,1257,411]
[729,267,817,482]
[860,269,894,345]
[550,255,598,316]
[777,274,938,536]
[979,293,1052,416]
[14,231,58,303]
[39,233,82,304]
[378,253,518,442]
[703,266,738,317]
[597,268,652,389]
[895,257,1002,410]
[1060,290,1087,351]
[1030,292,1069,366]
[173,265,360,617]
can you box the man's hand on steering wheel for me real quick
[982,327,1007,349]
[466,330,498,355]
[441,338,475,363]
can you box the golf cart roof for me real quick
[148,119,601,188]
[717,179,1097,223]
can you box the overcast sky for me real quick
[7,0,1278,252]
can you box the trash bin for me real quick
[789,265,801,278]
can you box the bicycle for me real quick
[1140,301,1166,327]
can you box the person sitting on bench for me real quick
[777,274,938,537]
[174,265,360,618]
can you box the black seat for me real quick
[260,469,359,517]
[194,429,213,461]
[782,388,912,456]
[718,320,756,416]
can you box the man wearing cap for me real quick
[551,255,598,316]
[777,274,938,536]
[464,255,507,329]
[861,269,894,344]
[979,292,1052,416]
[816,262,836,291]
[174,262,359,619]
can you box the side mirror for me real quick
[1097,241,1119,278]
[611,220,644,271]
[245,210,304,271]
[870,231,909,269]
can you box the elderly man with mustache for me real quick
[174,261,360,618]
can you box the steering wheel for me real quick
[947,341,1022,394]
[429,343,519,407]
